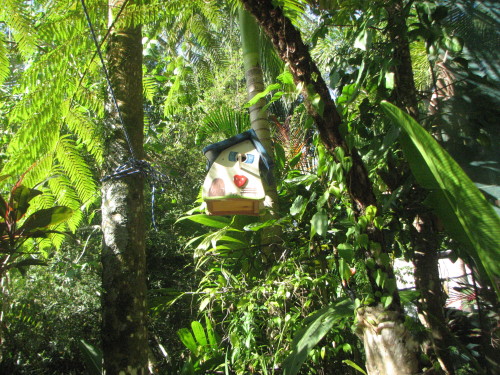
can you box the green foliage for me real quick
[0,0,103,233]
[0,176,73,277]
[177,317,224,374]
[381,101,500,296]
[0,0,498,373]
[178,131,374,373]
[78,339,102,375]
[342,359,367,375]
[282,298,354,375]
[197,107,251,144]
[0,242,101,374]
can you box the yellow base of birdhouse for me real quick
[206,198,262,216]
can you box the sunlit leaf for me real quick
[283,298,353,375]
[243,83,281,108]
[176,214,230,228]
[10,185,42,221]
[178,328,199,356]
[381,101,500,297]
[78,340,102,375]
[342,359,367,374]
[354,29,372,51]
[310,209,328,237]
[244,219,277,231]
[205,316,218,348]
[191,321,208,348]
[20,206,73,232]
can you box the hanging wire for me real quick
[80,0,170,229]
[79,0,135,158]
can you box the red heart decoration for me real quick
[233,175,248,188]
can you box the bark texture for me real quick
[239,8,280,221]
[385,0,419,119]
[240,0,375,216]
[101,2,148,373]
[384,2,456,372]
[240,1,419,373]
[240,0,401,299]
[356,305,419,375]
[413,218,456,375]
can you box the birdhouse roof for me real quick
[202,129,274,184]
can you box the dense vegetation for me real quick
[0,0,499,374]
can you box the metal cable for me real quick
[80,0,170,230]
[80,0,135,158]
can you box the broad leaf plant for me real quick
[0,175,73,278]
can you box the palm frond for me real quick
[197,107,251,144]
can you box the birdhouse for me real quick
[202,129,273,216]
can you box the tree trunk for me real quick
[239,1,419,373]
[356,305,419,375]
[239,0,376,216]
[239,8,273,165]
[238,7,280,248]
[101,1,148,373]
[413,213,456,375]
[384,1,456,372]
[385,0,419,119]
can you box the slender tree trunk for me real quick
[240,1,419,374]
[101,1,148,373]
[238,8,280,250]
[239,9,273,164]
[385,0,419,119]
[239,0,376,216]
[356,305,418,375]
[413,213,456,375]
[385,1,456,372]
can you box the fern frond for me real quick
[47,173,84,232]
[143,72,158,103]
[163,66,183,117]
[1,0,38,58]
[63,100,104,164]
[3,117,60,176]
[22,155,55,190]
[0,34,9,86]
[55,136,98,206]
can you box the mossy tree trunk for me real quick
[100,1,148,373]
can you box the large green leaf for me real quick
[191,321,208,348]
[78,339,102,375]
[310,209,328,238]
[176,214,231,229]
[342,359,367,375]
[19,206,73,232]
[178,328,199,356]
[283,298,353,375]
[205,316,218,348]
[10,185,42,221]
[381,101,500,296]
